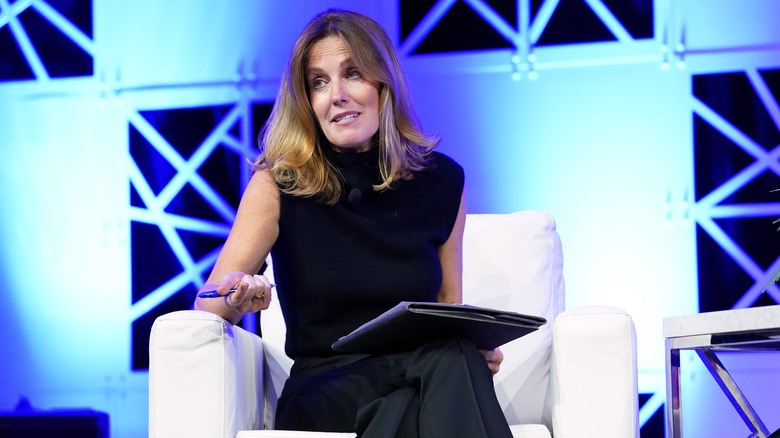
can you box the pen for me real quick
[197,284,276,298]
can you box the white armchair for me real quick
[149,211,639,438]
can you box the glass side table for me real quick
[663,305,780,438]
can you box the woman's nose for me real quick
[331,81,347,105]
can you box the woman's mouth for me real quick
[333,112,360,123]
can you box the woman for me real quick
[194,9,511,437]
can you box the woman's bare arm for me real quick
[194,169,280,324]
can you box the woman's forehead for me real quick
[307,36,351,68]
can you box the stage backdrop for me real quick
[0,1,778,437]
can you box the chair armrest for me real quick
[149,310,265,438]
[550,306,639,438]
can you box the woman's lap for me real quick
[274,337,512,438]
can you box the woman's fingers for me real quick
[210,271,274,314]
[252,274,272,309]
[224,274,251,309]
[480,347,504,375]
[224,273,273,313]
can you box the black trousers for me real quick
[274,337,513,438]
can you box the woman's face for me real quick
[306,35,380,153]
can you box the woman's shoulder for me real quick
[410,150,464,195]
[428,151,464,179]
[244,168,282,203]
[249,167,280,188]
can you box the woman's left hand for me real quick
[479,347,504,375]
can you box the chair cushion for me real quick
[237,431,356,437]
[510,424,552,438]
[236,425,551,438]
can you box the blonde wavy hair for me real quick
[256,9,440,205]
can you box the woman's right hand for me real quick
[217,271,273,314]
[196,271,273,323]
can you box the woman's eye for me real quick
[311,78,325,89]
[347,70,361,79]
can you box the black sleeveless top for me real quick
[270,148,465,358]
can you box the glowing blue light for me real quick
[2,1,779,437]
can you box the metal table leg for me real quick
[665,339,683,438]
[696,348,770,438]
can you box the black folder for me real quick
[331,301,546,354]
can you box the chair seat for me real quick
[237,431,355,437]
[236,424,550,438]
[510,424,552,438]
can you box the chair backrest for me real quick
[462,211,564,428]
[260,211,565,428]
